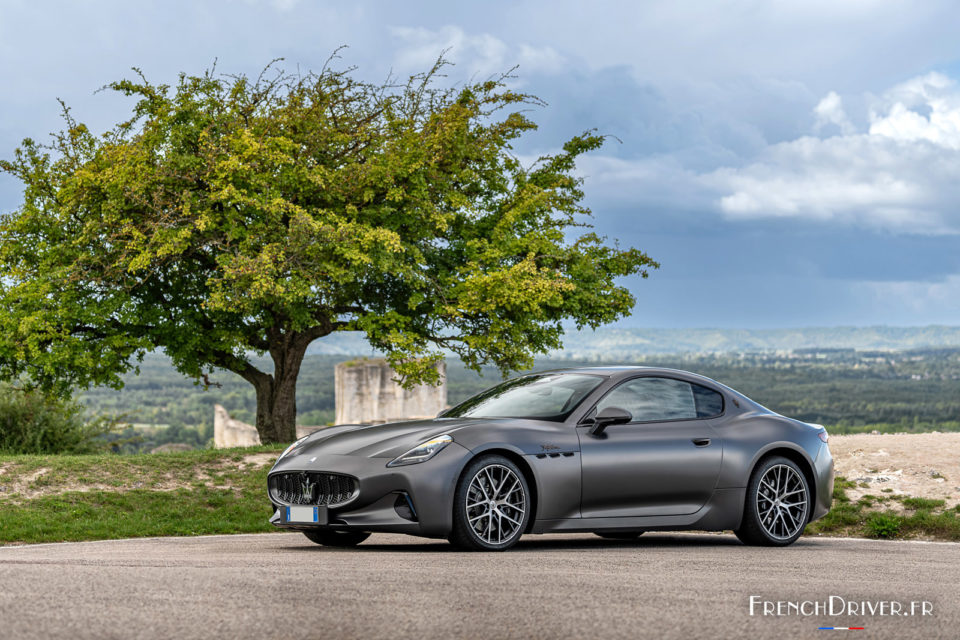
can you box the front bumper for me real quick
[267,441,473,538]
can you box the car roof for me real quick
[532,365,713,381]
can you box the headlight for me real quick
[277,435,310,462]
[387,435,453,467]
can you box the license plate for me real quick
[285,506,328,524]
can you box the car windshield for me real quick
[443,373,605,422]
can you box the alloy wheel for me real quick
[756,463,809,540]
[465,464,526,545]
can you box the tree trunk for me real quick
[248,332,312,444]
[252,374,299,444]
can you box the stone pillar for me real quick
[335,359,447,425]
[213,404,262,448]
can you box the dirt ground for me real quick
[829,432,960,508]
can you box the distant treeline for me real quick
[79,348,960,449]
[305,326,960,357]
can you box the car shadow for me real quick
[273,531,821,553]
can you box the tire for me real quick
[302,529,370,547]
[735,456,810,546]
[449,455,531,551]
[594,531,644,540]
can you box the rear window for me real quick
[691,383,724,418]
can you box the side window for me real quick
[595,377,698,422]
[691,383,724,418]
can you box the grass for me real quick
[805,476,960,542]
[0,446,285,545]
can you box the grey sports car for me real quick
[267,367,833,550]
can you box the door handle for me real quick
[692,437,711,447]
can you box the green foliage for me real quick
[0,58,656,443]
[832,477,856,503]
[900,497,946,510]
[0,384,113,454]
[865,512,902,538]
[807,501,863,532]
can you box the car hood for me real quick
[287,417,493,460]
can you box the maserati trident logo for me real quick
[299,473,313,498]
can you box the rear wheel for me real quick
[735,456,810,546]
[594,531,644,540]
[449,455,531,551]
[302,529,370,547]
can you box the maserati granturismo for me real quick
[267,367,833,550]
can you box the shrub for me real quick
[832,477,856,503]
[0,385,114,454]
[865,512,902,539]
[900,510,960,542]
[806,502,862,534]
[901,497,946,511]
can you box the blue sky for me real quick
[1,0,959,329]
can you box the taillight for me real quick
[818,430,829,443]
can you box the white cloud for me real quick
[704,73,960,234]
[389,25,564,79]
[814,91,854,134]
[868,72,960,149]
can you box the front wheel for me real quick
[449,455,531,551]
[303,529,370,547]
[735,456,810,546]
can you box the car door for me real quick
[577,376,724,518]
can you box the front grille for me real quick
[269,472,358,507]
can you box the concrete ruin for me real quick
[335,358,447,425]
[213,405,261,448]
[213,405,324,448]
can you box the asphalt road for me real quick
[0,532,956,640]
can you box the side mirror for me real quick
[589,407,632,436]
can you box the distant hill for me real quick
[306,325,960,358]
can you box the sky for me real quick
[1,0,959,329]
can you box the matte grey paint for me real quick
[267,367,833,540]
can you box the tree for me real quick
[0,58,658,443]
